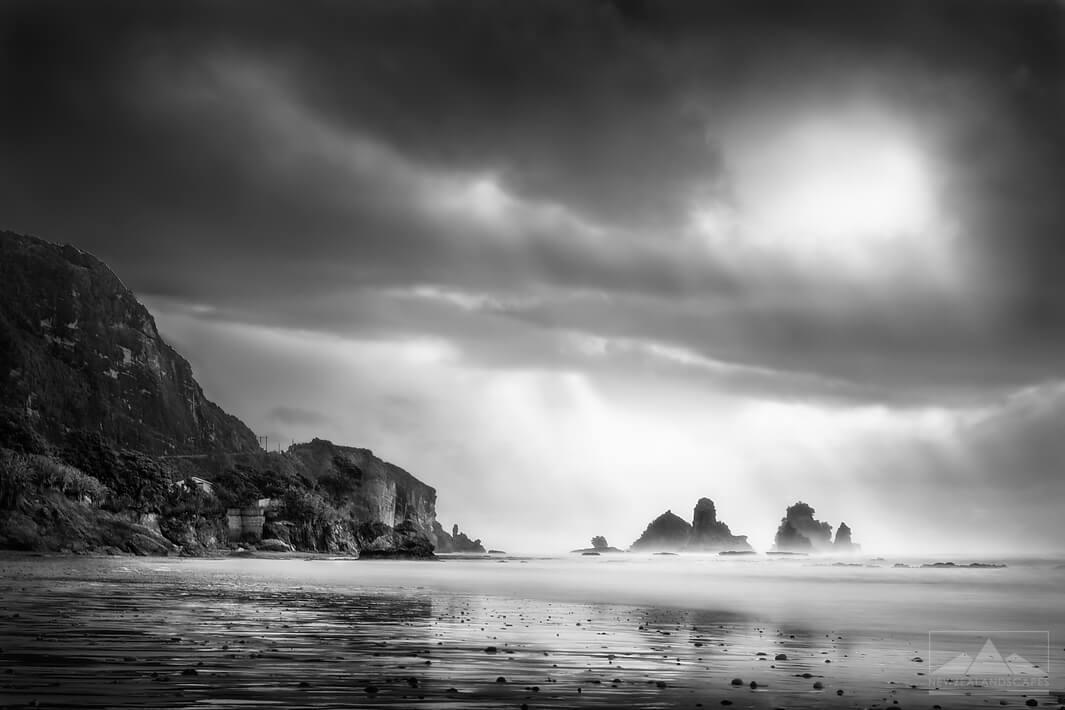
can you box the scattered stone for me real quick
[813,681,824,689]
[731,678,743,686]
[775,653,788,661]
[496,676,507,683]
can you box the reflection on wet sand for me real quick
[1,555,1062,709]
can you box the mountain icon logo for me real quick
[932,639,1048,679]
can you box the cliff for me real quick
[282,439,437,555]
[0,230,260,456]
[0,229,445,557]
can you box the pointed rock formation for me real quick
[630,510,692,551]
[833,522,860,553]
[687,498,753,552]
[631,499,754,552]
[773,501,833,552]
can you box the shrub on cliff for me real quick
[279,487,338,526]
[29,456,108,503]
[210,463,308,508]
[0,449,32,508]
[0,405,51,455]
[160,481,223,522]
[62,432,169,513]
[0,449,108,507]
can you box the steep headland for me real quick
[0,229,457,557]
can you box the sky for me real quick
[2,0,1064,554]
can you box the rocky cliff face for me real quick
[283,439,437,555]
[0,230,259,456]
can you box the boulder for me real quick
[257,538,295,552]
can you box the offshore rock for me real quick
[773,502,834,552]
[687,498,753,552]
[432,521,486,553]
[630,510,692,551]
[833,521,860,553]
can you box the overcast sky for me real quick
[3,0,1064,553]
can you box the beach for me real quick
[1,553,1062,709]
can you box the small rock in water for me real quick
[483,646,498,653]
[364,686,379,694]
[775,653,788,660]
[813,681,823,689]
[496,676,507,683]
[731,678,743,686]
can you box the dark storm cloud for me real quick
[3,0,1065,400]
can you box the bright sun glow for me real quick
[750,121,935,241]
[695,115,955,281]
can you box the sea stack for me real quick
[687,498,753,552]
[631,498,753,552]
[773,501,834,552]
[630,510,692,551]
[833,522,860,553]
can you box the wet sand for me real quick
[1,553,1063,709]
